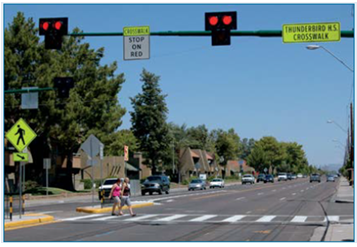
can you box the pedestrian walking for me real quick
[118,177,136,217]
[108,178,121,216]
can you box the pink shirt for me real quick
[112,184,121,197]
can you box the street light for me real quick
[327,120,347,134]
[306,45,354,72]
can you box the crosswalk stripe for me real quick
[63,214,104,221]
[125,214,158,222]
[222,215,246,222]
[155,214,187,221]
[93,214,130,221]
[291,216,307,222]
[190,215,217,222]
[325,216,340,222]
[256,215,276,222]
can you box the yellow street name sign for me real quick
[5,118,37,152]
[283,22,340,43]
[13,153,29,162]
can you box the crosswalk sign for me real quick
[13,153,29,162]
[5,118,37,152]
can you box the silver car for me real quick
[327,174,335,182]
[188,179,206,191]
[242,174,255,184]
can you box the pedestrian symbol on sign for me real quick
[16,125,26,145]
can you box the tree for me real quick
[240,138,255,160]
[5,12,126,190]
[212,128,241,165]
[130,69,171,174]
[106,130,139,156]
[246,145,267,172]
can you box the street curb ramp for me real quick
[76,202,154,214]
[5,214,54,230]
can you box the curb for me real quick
[76,202,154,214]
[4,214,55,230]
[335,199,354,204]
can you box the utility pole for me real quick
[350,103,354,166]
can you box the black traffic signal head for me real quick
[205,12,237,46]
[39,18,68,49]
[54,77,74,98]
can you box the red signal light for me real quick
[54,21,62,30]
[222,15,232,25]
[209,16,219,26]
[42,22,49,31]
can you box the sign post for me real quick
[81,134,103,206]
[43,159,51,197]
[123,26,150,60]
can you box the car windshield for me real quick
[191,179,201,183]
[212,179,222,182]
[278,173,286,176]
[311,174,319,177]
[266,175,273,178]
[146,176,162,181]
[103,179,117,185]
[258,175,265,177]
[243,175,252,178]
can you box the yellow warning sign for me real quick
[123,26,150,36]
[14,153,29,162]
[5,118,37,152]
[283,22,340,43]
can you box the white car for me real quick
[210,178,225,188]
[278,173,288,181]
[242,174,255,184]
[297,173,303,178]
[98,178,119,200]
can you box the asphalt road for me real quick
[5,177,353,242]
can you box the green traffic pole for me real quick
[68,30,354,37]
[5,87,54,94]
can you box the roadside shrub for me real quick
[81,179,102,190]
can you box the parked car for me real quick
[292,174,297,179]
[257,174,266,183]
[327,174,336,182]
[264,174,274,183]
[297,173,303,178]
[287,173,293,180]
[209,178,225,188]
[242,174,255,184]
[310,173,321,183]
[303,174,308,178]
[141,175,170,195]
[98,178,118,200]
[188,179,207,191]
[278,173,288,181]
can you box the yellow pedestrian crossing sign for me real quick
[5,118,37,152]
[14,153,29,162]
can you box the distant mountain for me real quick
[320,164,343,172]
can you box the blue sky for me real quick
[4,4,354,168]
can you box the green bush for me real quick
[81,179,102,190]
[24,180,40,191]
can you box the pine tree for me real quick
[130,69,171,174]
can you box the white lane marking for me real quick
[292,193,296,196]
[155,214,187,221]
[256,215,276,222]
[147,190,227,202]
[63,214,104,221]
[325,216,340,222]
[246,211,252,214]
[280,197,286,201]
[257,193,264,195]
[301,190,304,192]
[94,214,130,221]
[291,216,307,222]
[282,187,286,190]
[125,214,158,222]
[272,190,277,192]
[222,215,246,222]
[235,197,245,201]
[166,200,174,202]
[190,215,217,222]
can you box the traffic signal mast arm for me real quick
[68,30,353,37]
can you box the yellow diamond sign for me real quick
[5,118,37,152]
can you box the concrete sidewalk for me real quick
[311,177,354,242]
[335,177,354,203]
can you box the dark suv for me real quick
[141,175,170,195]
[310,173,321,183]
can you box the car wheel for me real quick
[165,190,169,194]
[141,192,146,196]
[204,187,206,190]
[158,188,162,195]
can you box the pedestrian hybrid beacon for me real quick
[205,11,237,46]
